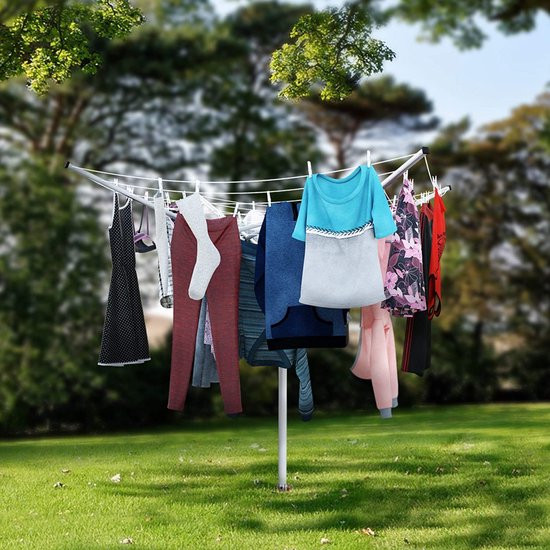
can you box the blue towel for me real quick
[255,202,348,350]
[240,239,313,420]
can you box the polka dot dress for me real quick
[98,194,151,366]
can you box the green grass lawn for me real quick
[0,404,549,549]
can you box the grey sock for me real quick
[392,397,398,408]
[177,194,221,300]
[380,408,392,419]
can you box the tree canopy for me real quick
[388,0,550,49]
[0,0,143,94]
[1,0,549,99]
[270,4,394,101]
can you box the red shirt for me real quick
[428,188,446,319]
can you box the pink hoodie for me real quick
[350,239,398,418]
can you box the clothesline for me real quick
[90,151,446,210]
[66,147,434,223]
[76,152,416,186]
[104,168,396,196]
[67,145,444,492]
[157,187,451,213]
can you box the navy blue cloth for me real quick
[192,297,219,388]
[255,202,348,350]
[240,240,313,420]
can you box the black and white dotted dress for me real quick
[98,194,151,366]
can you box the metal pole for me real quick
[380,146,429,189]
[65,162,177,220]
[277,367,289,491]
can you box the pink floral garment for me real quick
[382,178,426,316]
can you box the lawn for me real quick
[0,404,549,549]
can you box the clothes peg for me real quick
[252,201,256,211]
[307,161,313,177]
[366,150,371,168]
[233,202,239,217]
[195,179,200,193]
[267,190,272,207]
[157,177,164,195]
[114,178,119,185]
[164,191,171,206]
[145,191,149,202]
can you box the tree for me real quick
[0,1,331,431]
[270,3,394,100]
[0,0,143,94]
[0,4,220,432]
[0,159,108,432]
[423,88,550,400]
[197,2,322,193]
[270,0,550,99]
[387,0,550,49]
[297,75,437,167]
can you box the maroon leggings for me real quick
[168,214,242,414]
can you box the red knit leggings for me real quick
[168,214,242,414]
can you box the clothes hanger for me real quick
[239,202,265,242]
[134,191,156,253]
[432,175,442,194]
[201,196,225,219]
[193,179,225,219]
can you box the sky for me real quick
[213,0,550,131]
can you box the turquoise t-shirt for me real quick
[292,165,397,241]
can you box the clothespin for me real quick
[145,191,149,202]
[432,175,440,192]
[252,201,256,211]
[403,170,408,181]
[114,178,119,185]
[267,190,272,207]
[307,161,313,177]
[233,202,239,217]
[165,191,171,206]
[157,177,164,195]
[195,179,201,193]
[392,194,397,210]
[366,150,371,168]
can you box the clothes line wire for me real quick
[70,153,415,186]
[66,147,432,220]
[73,169,396,196]
[424,155,434,183]
[79,152,440,210]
